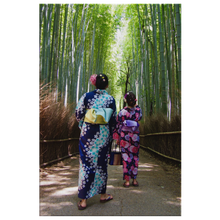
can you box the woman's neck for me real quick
[127,105,134,109]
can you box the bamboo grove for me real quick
[39,4,122,105]
[39,4,181,121]
[118,4,181,120]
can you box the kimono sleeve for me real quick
[135,105,142,121]
[109,97,117,137]
[75,93,87,122]
[112,109,125,141]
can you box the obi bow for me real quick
[122,120,139,132]
[84,108,113,124]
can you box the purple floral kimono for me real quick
[113,105,142,181]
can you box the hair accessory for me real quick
[90,74,97,86]
[135,99,137,101]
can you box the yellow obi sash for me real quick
[84,108,113,124]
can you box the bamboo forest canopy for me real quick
[39,4,181,120]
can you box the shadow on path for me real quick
[40,149,181,216]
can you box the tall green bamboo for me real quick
[169,4,175,117]
[39,4,116,104]
[150,39,154,115]
[36,3,42,80]
[68,4,79,103]
[161,4,169,116]
[71,4,79,104]
[58,4,68,100]
[51,4,61,84]
[133,20,140,104]
[137,4,145,110]
[143,20,147,116]
[131,23,136,92]
[150,4,159,113]
[49,6,55,83]
[95,38,101,75]
[158,4,167,115]
[144,4,150,116]
[88,5,99,91]
[45,4,53,84]
[82,33,87,94]
[41,4,48,82]
[179,1,184,131]
[173,6,178,113]
[64,8,75,106]
[175,4,181,114]
[165,5,172,118]
[78,4,89,98]
[75,4,85,102]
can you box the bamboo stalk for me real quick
[166,5,172,117]
[78,4,89,99]
[72,4,79,104]
[136,4,144,111]
[144,4,151,116]
[170,4,176,117]
[46,4,54,84]
[88,5,98,89]
[131,23,136,92]
[58,4,69,101]
[158,4,167,115]
[76,4,86,102]
[150,4,159,113]
[52,4,61,84]
[134,21,140,104]
[49,5,56,84]
[41,4,48,82]
[162,4,169,116]
[36,3,42,85]
[150,35,154,115]
[175,4,181,115]
[179,1,184,128]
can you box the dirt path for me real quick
[40,148,181,216]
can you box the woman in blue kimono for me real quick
[75,74,117,210]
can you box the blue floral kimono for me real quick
[75,89,116,199]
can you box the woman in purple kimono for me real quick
[113,91,142,187]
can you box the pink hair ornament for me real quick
[90,74,97,86]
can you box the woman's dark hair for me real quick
[124,91,136,107]
[96,73,108,89]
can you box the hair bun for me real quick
[95,73,108,89]
[124,91,136,107]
